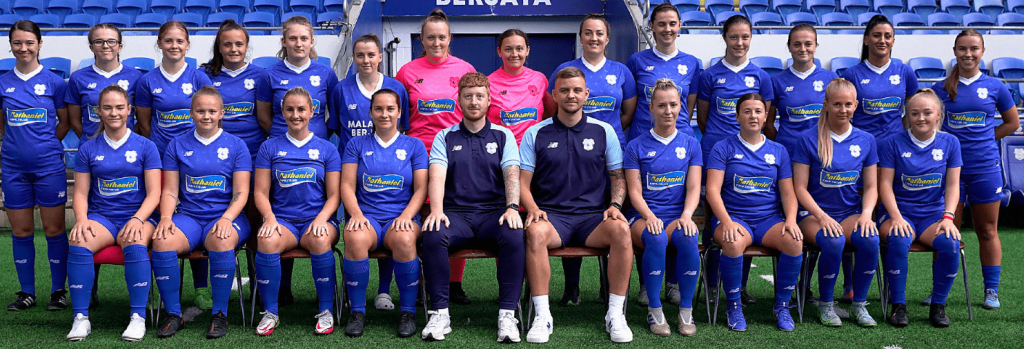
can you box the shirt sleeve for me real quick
[324,145,342,172]
[519,126,538,172]
[777,146,793,179]
[162,140,180,171]
[707,141,728,171]
[233,139,253,172]
[697,70,713,101]
[946,136,963,168]
[143,140,162,170]
[620,64,638,100]
[604,124,623,170]
[135,77,153,108]
[254,142,272,169]
[73,143,91,173]
[792,136,812,165]
[410,138,429,170]
[864,134,879,167]
[499,127,520,169]
[995,82,1016,113]
[342,138,359,164]
[877,136,895,169]
[65,78,81,106]
[396,82,411,131]
[689,139,703,167]
[758,70,774,102]
[196,72,213,89]
[51,78,68,110]
[428,129,449,167]
[622,141,640,170]
[903,66,919,98]
[327,83,343,132]
[255,69,273,103]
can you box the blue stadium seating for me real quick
[254,0,285,22]
[941,0,972,23]
[186,57,198,69]
[0,14,23,28]
[316,11,343,26]
[122,57,155,73]
[77,57,94,70]
[207,12,239,27]
[949,58,990,76]
[172,12,203,29]
[219,0,250,17]
[704,0,736,23]
[710,56,723,66]
[41,57,72,79]
[830,56,860,75]
[1000,122,1024,205]
[0,0,10,15]
[150,0,181,17]
[993,57,1024,79]
[998,13,1024,33]
[785,57,822,69]
[835,29,862,34]
[963,12,995,33]
[873,0,903,19]
[47,0,80,23]
[892,12,925,34]
[750,56,783,76]
[252,56,279,68]
[990,29,1018,35]
[714,11,744,26]
[99,13,132,27]
[1011,0,1024,15]
[908,0,938,18]
[81,0,114,17]
[822,12,855,26]
[283,12,313,26]
[908,57,944,79]
[974,0,1005,22]
[323,0,346,13]
[772,0,804,17]
[739,0,769,17]
[184,0,215,22]
[115,0,148,17]
[0,58,15,75]
[64,13,97,30]
[840,0,871,20]
[807,0,837,23]
[751,12,782,33]
[243,11,276,34]
[912,29,946,34]
[786,11,818,26]
[927,12,960,26]
[289,0,321,15]
[671,0,701,14]
[318,56,331,67]
[29,13,61,32]
[857,11,881,25]
[134,12,168,28]
[11,0,43,16]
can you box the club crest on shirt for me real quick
[889,75,900,85]
[117,80,130,90]
[676,147,686,159]
[764,153,776,164]
[310,75,321,87]
[678,64,688,76]
[34,84,45,95]
[125,150,137,163]
[308,149,319,160]
[244,79,255,90]
[744,76,755,88]
[977,87,988,99]
[182,83,193,95]
[217,147,229,160]
[850,144,861,157]
[606,75,617,85]
[486,142,498,154]
[450,76,460,88]
[87,83,97,89]
[1015,148,1024,160]
[528,85,539,96]
[813,80,824,92]
[582,138,595,151]
[932,148,943,161]
[396,149,407,160]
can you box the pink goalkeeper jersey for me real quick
[396,55,476,151]
[487,66,547,144]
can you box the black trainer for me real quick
[888,303,909,328]
[345,311,366,337]
[47,289,68,311]
[929,303,950,328]
[397,311,417,338]
[7,291,36,311]
[559,282,581,306]
[207,312,229,339]
[740,288,757,305]
[280,286,295,307]
[157,313,185,338]
[450,282,471,305]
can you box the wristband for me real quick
[130,216,145,224]
[943,215,954,221]
[220,216,232,222]
[943,210,955,218]
[610,202,622,210]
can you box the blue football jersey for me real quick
[792,127,878,216]
[623,129,703,218]
[207,64,268,158]
[65,64,144,140]
[707,135,792,223]
[135,65,213,155]
[162,130,253,221]
[842,60,918,140]
[933,75,1015,175]
[429,120,519,212]
[0,67,68,173]
[256,59,338,139]
[697,60,775,154]
[548,58,636,147]
[626,48,702,142]
[771,65,839,155]
[342,133,427,221]
[254,134,341,222]
[327,73,409,154]
[877,131,963,219]
[74,131,161,221]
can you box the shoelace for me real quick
[315,311,333,327]
[425,312,448,331]
[259,311,279,328]
[821,303,838,319]
[499,313,518,332]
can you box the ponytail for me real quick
[817,78,856,169]
[943,29,985,102]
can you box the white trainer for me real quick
[121,313,146,341]
[255,311,280,336]
[67,314,91,341]
[314,309,334,335]
[605,313,633,343]
[421,310,452,341]
[497,311,521,343]
[374,293,395,311]
[525,315,553,343]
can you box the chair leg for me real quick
[149,273,159,329]
[598,255,609,310]
[698,248,712,323]
[524,281,533,330]
[334,248,345,324]
[960,248,973,320]
[235,258,246,327]
[712,266,722,325]
[879,252,889,318]
[875,264,885,314]
[420,267,430,323]
[797,253,806,323]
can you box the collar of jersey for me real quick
[721,58,749,74]
[93,63,123,79]
[14,65,43,81]
[375,132,399,148]
[103,129,132,150]
[652,48,679,62]
[357,72,384,99]
[194,128,223,146]
[581,56,606,73]
[650,128,677,145]
[553,114,587,132]
[458,118,491,138]
[908,129,936,148]
[222,63,249,78]
[284,58,311,74]
[287,131,314,148]
[737,133,765,152]
[788,64,816,80]
[863,59,890,75]
[160,64,186,83]
[830,125,853,143]
[959,71,983,86]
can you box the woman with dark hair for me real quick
[2,20,72,312]
[203,20,266,161]
[66,23,144,142]
[841,14,918,140]
[487,28,554,143]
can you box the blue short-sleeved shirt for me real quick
[207,64,268,158]
[255,134,341,222]
[256,59,338,139]
[932,75,1016,175]
[134,65,214,154]
[623,129,702,218]
[429,120,519,213]
[520,115,623,214]
[342,133,427,220]
[0,67,68,173]
[328,73,409,153]
[162,130,253,221]
[842,60,918,140]
[626,49,702,142]
[65,64,144,140]
[697,60,775,154]
[548,58,636,147]
[771,66,839,155]
[792,127,878,216]
[707,135,792,223]
[877,131,963,219]
[74,131,162,221]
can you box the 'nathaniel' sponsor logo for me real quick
[156,109,192,128]
[733,175,773,193]
[786,104,823,122]
[646,171,686,191]
[185,175,226,193]
[276,167,316,187]
[223,102,255,119]
[362,174,403,192]
[946,111,985,129]
[417,99,456,115]
[583,96,615,113]
[97,176,139,196]
[861,97,901,115]
[500,107,538,126]
[901,173,942,191]
[6,108,47,126]
[819,170,859,188]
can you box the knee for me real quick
[525,227,549,249]
[610,221,632,245]
[851,233,879,252]
[498,229,525,250]
[781,238,803,256]
[258,235,287,253]
[932,235,959,255]
[421,230,448,250]
[206,238,236,252]
[642,230,669,251]
[386,232,417,252]
[818,235,846,255]
[150,238,175,252]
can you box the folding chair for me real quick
[708,245,806,325]
[154,248,249,329]
[91,245,158,327]
[879,241,973,320]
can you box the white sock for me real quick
[532,295,550,318]
[607,294,625,318]
[498,309,515,318]
[435,308,449,316]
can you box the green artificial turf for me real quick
[0,229,1021,348]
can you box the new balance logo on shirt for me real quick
[278,151,287,156]
[5,87,14,93]
[153,88,162,94]
[717,78,727,84]
[860,79,870,84]
[94,155,104,161]
[645,66,654,71]
[547,142,559,149]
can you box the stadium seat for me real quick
[705,0,737,23]
[907,0,938,18]
[115,0,148,17]
[149,0,181,17]
[963,12,995,33]
[206,12,239,27]
[172,12,203,29]
[941,0,972,23]
[830,56,860,75]
[710,56,723,67]
[750,56,783,76]
[184,0,215,21]
[771,0,802,18]
[912,29,946,34]
[786,12,818,26]
[134,12,168,28]
[254,0,285,21]
[892,12,925,34]
[670,0,701,14]
[41,57,72,79]
[0,0,9,15]
[122,57,155,73]
[252,56,278,68]
[908,57,945,79]
[751,12,782,34]
[243,12,276,34]
[990,29,1018,35]
[873,0,904,19]
[998,13,1024,33]
[46,0,79,23]
[739,0,769,17]
[993,57,1024,79]
[186,57,197,69]
[0,14,24,28]
[857,11,881,25]
[11,0,43,16]
[77,57,94,70]
[63,13,97,30]
[840,0,871,20]
[927,12,960,26]
[323,0,346,13]
[0,58,14,75]
[29,14,61,34]
[219,0,250,17]
[1011,0,1024,15]
[785,57,823,69]
[316,11,343,26]
[807,0,838,23]
[714,11,744,26]
[822,12,855,26]
[289,0,320,15]
[949,58,991,76]
[317,56,331,68]
[282,11,313,26]
[99,13,132,27]
[835,29,862,34]
[81,0,114,17]
[974,0,1005,22]
[1000,122,1024,203]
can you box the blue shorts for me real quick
[365,214,421,251]
[959,171,1004,205]
[710,214,786,246]
[278,216,340,242]
[172,213,251,251]
[796,208,860,225]
[548,212,604,248]
[1,170,67,209]
[89,213,158,239]
[877,211,943,239]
